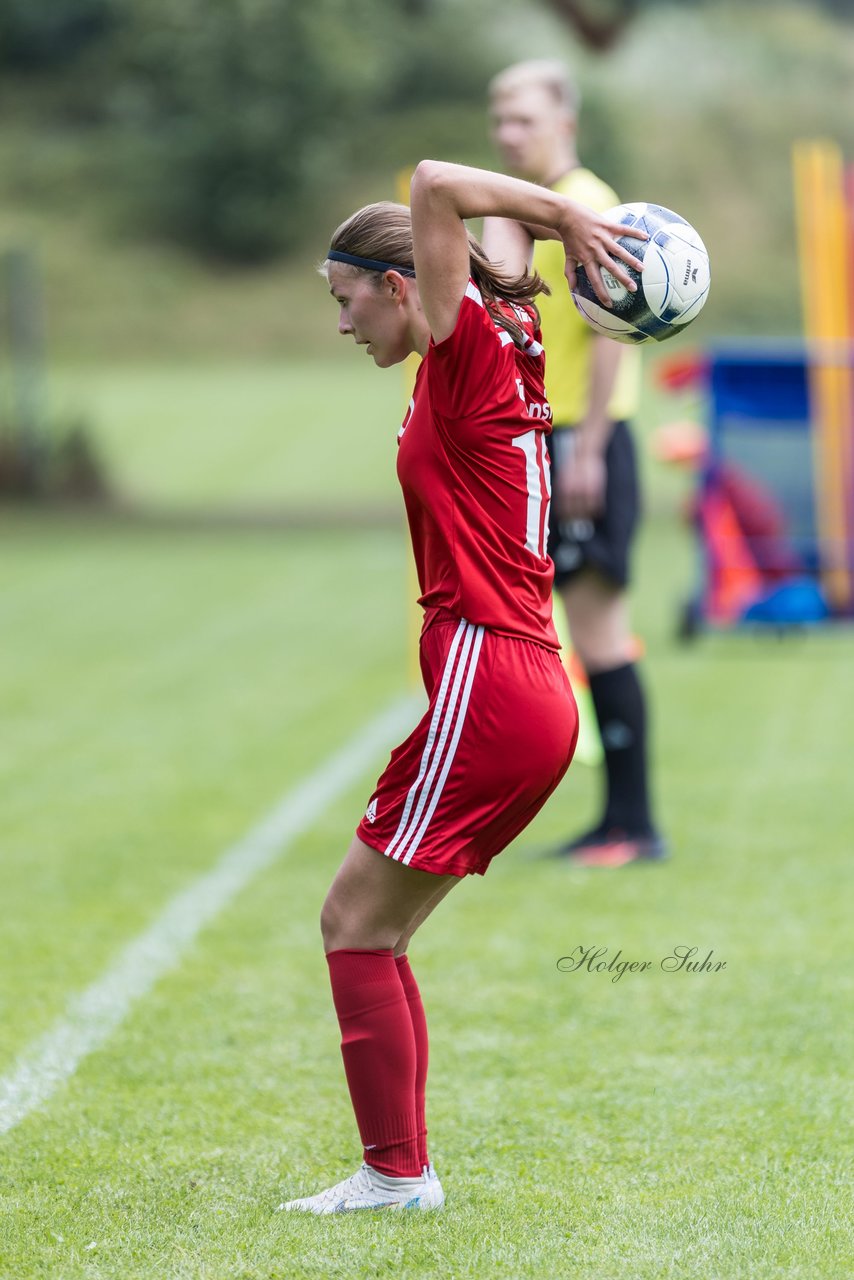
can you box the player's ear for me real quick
[383,270,409,301]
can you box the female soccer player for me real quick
[281,161,645,1213]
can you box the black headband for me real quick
[327,249,416,277]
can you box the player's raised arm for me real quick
[410,160,647,339]
[480,215,535,278]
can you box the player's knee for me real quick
[320,886,396,953]
[320,890,344,952]
[320,887,366,951]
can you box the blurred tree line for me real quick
[0,0,514,261]
[0,0,850,263]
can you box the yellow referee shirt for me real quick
[533,168,641,426]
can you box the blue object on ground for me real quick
[740,577,831,624]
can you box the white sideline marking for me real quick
[0,694,422,1137]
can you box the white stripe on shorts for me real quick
[384,618,468,860]
[386,618,484,866]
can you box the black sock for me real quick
[588,662,654,836]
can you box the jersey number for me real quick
[511,429,551,559]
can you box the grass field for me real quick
[47,359,690,517]
[49,363,402,513]
[1,365,853,1278]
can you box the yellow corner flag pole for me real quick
[793,139,854,612]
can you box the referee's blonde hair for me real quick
[488,59,580,117]
[325,201,549,350]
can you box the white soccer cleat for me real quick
[278,1162,444,1214]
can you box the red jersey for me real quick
[397,281,558,650]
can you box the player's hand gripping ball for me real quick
[573,203,710,344]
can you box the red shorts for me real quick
[357,613,578,877]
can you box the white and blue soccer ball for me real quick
[572,203,711,344]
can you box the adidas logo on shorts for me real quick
[365,799,378,824]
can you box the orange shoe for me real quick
[559,829,669,866]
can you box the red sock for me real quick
[395,954,429,1169]
[326,948,421,1178]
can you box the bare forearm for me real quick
[411,160,645,307]
[412,161,570,236]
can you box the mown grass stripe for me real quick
[0,693,421,1136]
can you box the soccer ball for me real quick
[572,203,710,344]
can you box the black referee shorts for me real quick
[547,420,640,589]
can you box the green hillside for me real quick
[0,0,851,363]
